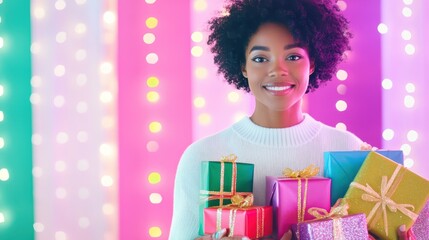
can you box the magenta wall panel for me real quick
[118,1,192,239]
[307,0,382,148]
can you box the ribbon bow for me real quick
[350,165,418,236]
[220,154,237,163]
[283,164,320,178]
[229,194,254,208]
[308,201,349,220]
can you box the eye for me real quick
[287,55,301,61]
[251,56,268,63]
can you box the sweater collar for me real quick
[232,113,322,147]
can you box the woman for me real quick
[169,0,411,239]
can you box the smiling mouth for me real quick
[263,84,295,95]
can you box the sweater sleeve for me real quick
[169,147,201,240]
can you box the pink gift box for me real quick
[266,176,331,239]
[412,201,429,240]
[204,206,272,239]
[291,213,368,239]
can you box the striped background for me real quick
[0,0,428,239]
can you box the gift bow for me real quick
[282,164,320,178]
[229,194,254,208]
[350,165,418,236]
[308,202,349,220]
[220,154,237,163]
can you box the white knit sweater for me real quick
[169,114,363,239]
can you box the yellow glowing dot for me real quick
[404,158,414,168]
[101,175,114,187]
[149,227,162,237]
[336,69,348,81]
[75,49,87,61]
[103,11,116,24]
[146,141,159,152]
[401,30,412,40]
[75,23,87,34]
[0,213,4,223]
[31,42,41,55]
[0,111,4,122]
[146,91,160,103]
[0,138,4,149]
[405,83,415,93]
[100,62,113,74]
[102,203,115,215]
[148,172,161,184]
[407,130,418,142]
[402,7,412,17]
[55,0,66,10]
[100,91,113,103]
[194,0,207,11]
[382,128,394,141]
[33,7,46,19]
[193,97,206,108]
[34,222,45,232]
[149,193,163,204]
[405,44,415,55]
[401,143,411,156]
[0,168,9,181]
[56,132,69,144]
[335,122,347,131]
[30,93,41,105]
[0,85,4,96]
[382,78,393,90]
[228,91,240,103]
[56,32,67,43]
[195,67,208,79]
[99,143,116,157]
[335,100,347,112]
[53,95,65,108]
[146,53,159,64]
[146,17,158,29]
[377,23,388,34]
[54,65,66,77]
[198,113,212,125]
[404,95,415,108]
[147,76,159,88]
[191,46,204,57]
[191,32,203,43]
[149,121,162,133]
[336,0,347,11]
[336,84,347,95]
[143,33,156,44]
[146,0,156,3]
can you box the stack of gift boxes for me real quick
[200,151,429,239]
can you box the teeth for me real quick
[265,86,292,91]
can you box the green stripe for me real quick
[0,0,35,239]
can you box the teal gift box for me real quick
[199,155,254,235]
[323,150,403,205]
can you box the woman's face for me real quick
[242,23,314,113]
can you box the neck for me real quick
[250,108,304,128]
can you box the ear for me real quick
[242,66,248,78]
[309,60,315,75]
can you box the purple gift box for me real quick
[412,201,429,240]
[291,213,368,240]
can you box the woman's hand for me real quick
[367,225,416,240]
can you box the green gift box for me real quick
[324,150,403,206]
[199,155,254,236]
[344,151,429,240]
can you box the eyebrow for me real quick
[249,43,304,53]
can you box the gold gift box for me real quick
[344,151,429,240]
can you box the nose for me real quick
[268,59,288,78]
